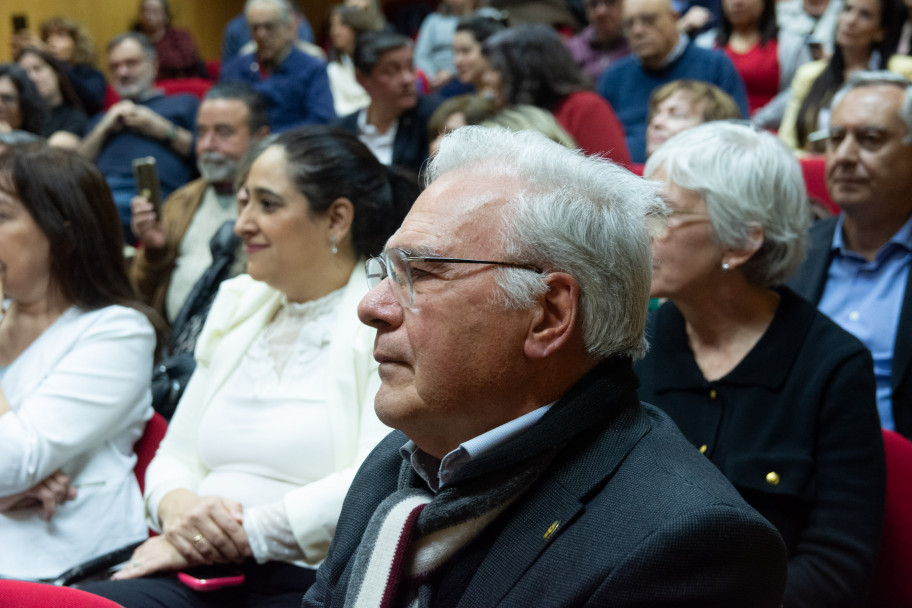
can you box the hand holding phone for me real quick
[132,156,162,220]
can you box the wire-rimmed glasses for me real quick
[365,248,543,307]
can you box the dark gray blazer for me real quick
[788,217,912,438]
[333,96,441,175]
[303,358,788,607]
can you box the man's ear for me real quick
[524,272,580,360]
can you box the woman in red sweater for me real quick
[481,24,631,165]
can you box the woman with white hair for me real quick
[637,121,885,608]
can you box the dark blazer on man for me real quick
[303,357,787,608]
[788,217,912,438]
[334,96,441,175]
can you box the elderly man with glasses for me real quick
[301,126,787,608]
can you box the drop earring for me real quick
[721,262,730,272]
[330,236,338,255]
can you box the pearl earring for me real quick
[330,236,338,255]
[721,262,730,272]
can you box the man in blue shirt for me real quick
[789,71,912,438]
[220,0,335,132]
[597,0,748,162]
[80,32,198,243]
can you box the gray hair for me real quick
[428,126,664,360]
[831,70,912,144]
[644,121,809,287]
[244,0,293,24]
[107,32,157,61]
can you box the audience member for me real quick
[82,126,417,607]
[695,0,806,128]
[301,125,787,607]
[0,64,46,138]
[220,0,336,132]
[598,0,748,162]
[0,146,157,580]
[789,71,912,438]
[336,31,441,174]
[327,5,380,116]
[641,121,885,608]
[483,24,631,163]
[414,0,479,91]
[221,4,316,66]
[777,0,842,61]
[645,78,741,156]
[80,33,198,242]
[566,0,631,83]
[426,93,499,155]
[779,0,909,151]
[17,48,87,149]
[134,0,207,80]
[12,17,107,116]
[130,83,269,329]
[451,12,507,94]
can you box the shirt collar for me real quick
[637,35,687,70]
[399,403,553,492]
[831,213,912,259]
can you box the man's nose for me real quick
[358,279,403,329]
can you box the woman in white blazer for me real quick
[84,127,418,608]
[0,147,157,580]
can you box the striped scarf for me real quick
[343,449,557,608]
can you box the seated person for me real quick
[639,121,886,607]
[17,48,88,149]
[482,24,631,164]
[566,0,630,83]
[645,78,741,157]
[597,0,748,162]
[81,127,419,608]
[301,126,788,607]
[0,146,157,581]
[10,17,107,116]
[133,0,207,80]
[327,5,381,117]
[779,0,910,152]
[220,0,336,132]
[451,11,507,94]
[413,0,480,91]
[130,82,269,329]
[335,31,442,175]
[80,32,198,243]
[0,64,47,138]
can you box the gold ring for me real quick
[192,533,204,544]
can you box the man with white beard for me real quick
[130,82,270,328]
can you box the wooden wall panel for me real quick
[1,0,337,68]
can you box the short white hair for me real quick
[428,126,664,360]
[245,0,293,24]
[644,121,809,287]
[831,70,912,145]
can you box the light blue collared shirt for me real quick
[819,214,912,430]
[400,404,554,493]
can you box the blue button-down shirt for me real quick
[400,404,553,493]
[819,214,912,430]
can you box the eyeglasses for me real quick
[648,209,711,239]
[365,248,543,308]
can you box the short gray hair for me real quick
[644,121,809,287]
[428,126,664,360]
[107,32,157,61]
[831,70,912,144]
[244,0,293,24]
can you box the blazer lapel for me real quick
[457,400,652,606]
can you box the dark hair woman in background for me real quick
[0,146,157,580]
